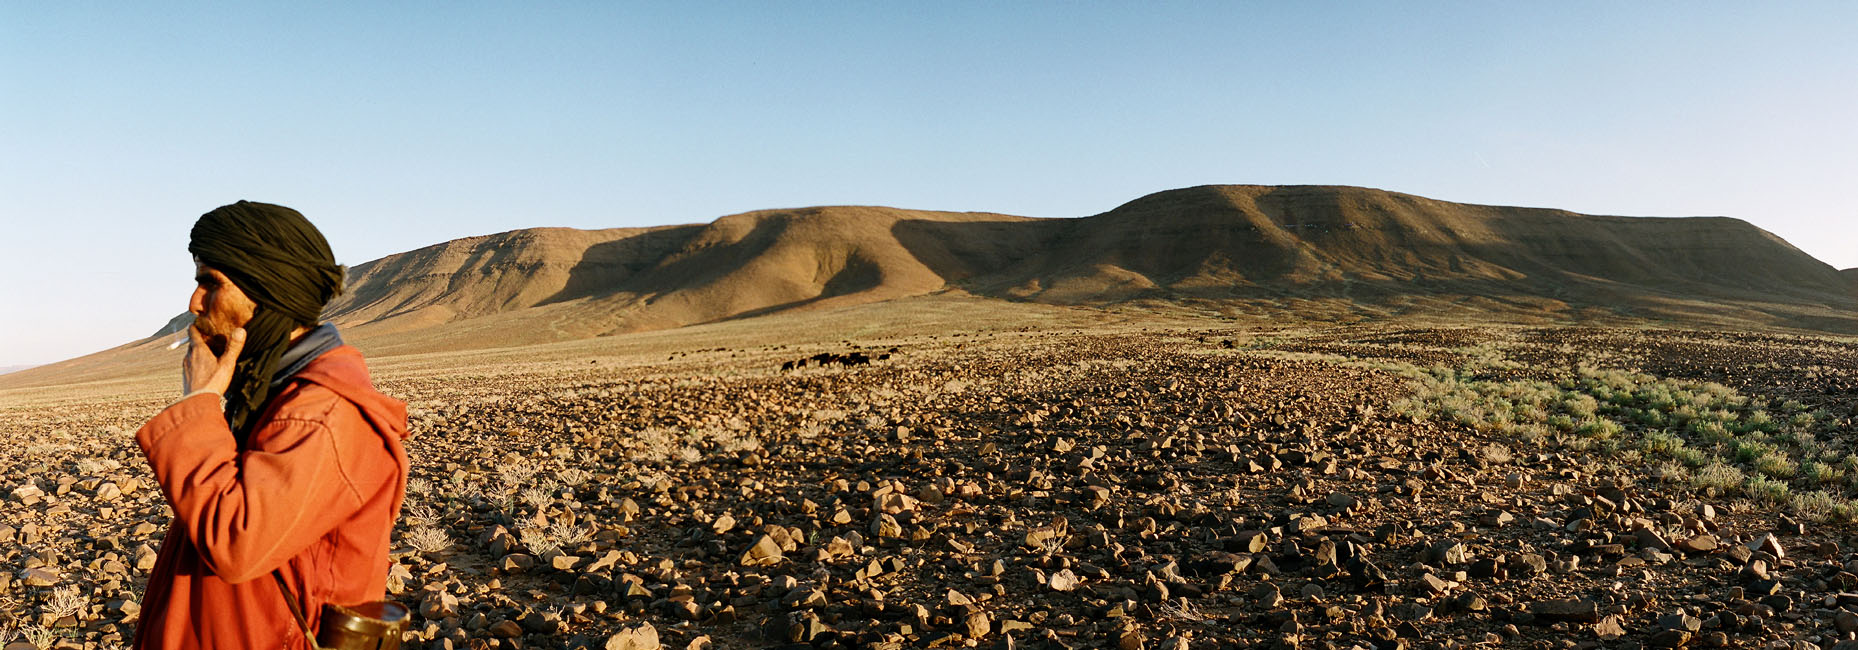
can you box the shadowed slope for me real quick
[325,225,703,336]
[320,206,1031,355]
[935,185,1849,306]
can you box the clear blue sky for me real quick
[3,3,1854,367]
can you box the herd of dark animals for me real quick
[779,348,896,371]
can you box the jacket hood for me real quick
[289,345,411,442]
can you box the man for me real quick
[134,201,410,649]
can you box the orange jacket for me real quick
[134,345,409,650]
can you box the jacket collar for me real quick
[269,323,343,391]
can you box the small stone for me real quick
[1749,533,1785,559]
[134,544,158,571]
[420,592,459,620]
[20,567,58,587]
[489,620,523,638]
[1530,599,1600,623]
[965,611,991,639]
[1228,530,1270,554]
[1509,553,1548,578]
[501,553,535,573]
[1118,629,1146,650]
[781,588,826,610]
[740,535,784,566]
[1646,630,1691,648]
[872,514,905,539]
[587,550,623,573]
[1413,573,1448,596]
[1426,539,1470,565]
[605,622,659,650]
[1635,527,1674,552]
[1593,615,1626,640]
[1048,569,1079,592]
[1253,582,1283,608]
[11,484,45,503]
[518,609,559,633]
[1677,534,1718,555]
[1024,524,1066,550]
[1657,613,1702,632]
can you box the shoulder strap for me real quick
[272,570,321,649]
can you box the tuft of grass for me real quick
[1672,447,1710,468]
[404,526,452,554]
[1641,430,1685,456]
[1733,439,1778,464]
[1791,491,1838,523]
[1753,454,1797,479]
[1692,463,1744,493]
[520,488,552,510]
[41,585,85,620]
[1746,475,1792,507]
[521,528,561,557]
[1576,418,1623,440]
[1800,461,1840,485]
[558,468,592,487]
[18,625,55,650]
[1653,460,1691,484]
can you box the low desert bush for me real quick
[521,528,560,557]
[557,468,592,487]
[1672,447,1710,468]
[1746,475,1792,507]
[1653,460,1691,484]
[1753,454,1797,479]
[1692,463,1744,493]
[1640,430,1685,456]
[41,585,84,620]
[1791,491,1838,523]
[1800,461,1839,485]
[404,526,452,554]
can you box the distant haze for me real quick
[3,4,1854,366]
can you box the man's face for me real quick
[189,261,256,354]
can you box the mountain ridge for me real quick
[12,184,1855,390]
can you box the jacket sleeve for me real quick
[136,390,369,584]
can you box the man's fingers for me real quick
[221,328,247,362]
[186,323,206,347]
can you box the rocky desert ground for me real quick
[4,318,1858,650]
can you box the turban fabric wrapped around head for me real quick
[189,201,345,441]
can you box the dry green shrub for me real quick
[41,585,84,621]
[404,526,452,554]
[1692,463,1744,493]
[1791,491,1838,523]
[1746,475,1792,507]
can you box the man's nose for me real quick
[188,288,206,315]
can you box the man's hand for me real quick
[183,325,245,397]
